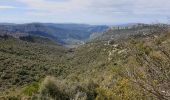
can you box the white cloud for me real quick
[16,0,91,12]
[0,5,16,9]
[15,0,170,15]
[2,0,170,24]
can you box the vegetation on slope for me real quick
[0,25,170,100]
[0,36,70,96]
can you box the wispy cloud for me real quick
[16,0,90,12]
[0,0,170,24]
[15,0,170,15]
[0,5,16,9]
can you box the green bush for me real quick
[23,82,40,96]
[39,76,70,100]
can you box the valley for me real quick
[0,23,170,100]
[0,23,108,46]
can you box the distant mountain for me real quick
[0,23,108,45]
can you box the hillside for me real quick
[61,25,170,100]
[0,24,170,100]
[0,35,71,94]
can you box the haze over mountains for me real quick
[0,23,108,45]
[1,22,169,46]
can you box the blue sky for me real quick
[0,0,170,25]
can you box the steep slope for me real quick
[60,26,170,100]
[71,26,170,100]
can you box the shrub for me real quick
[96,78,143,100]
[39,76,70,100]
[23,82,40,96]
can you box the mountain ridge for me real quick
[0,23,109,45]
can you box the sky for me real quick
[0,0,170,25]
